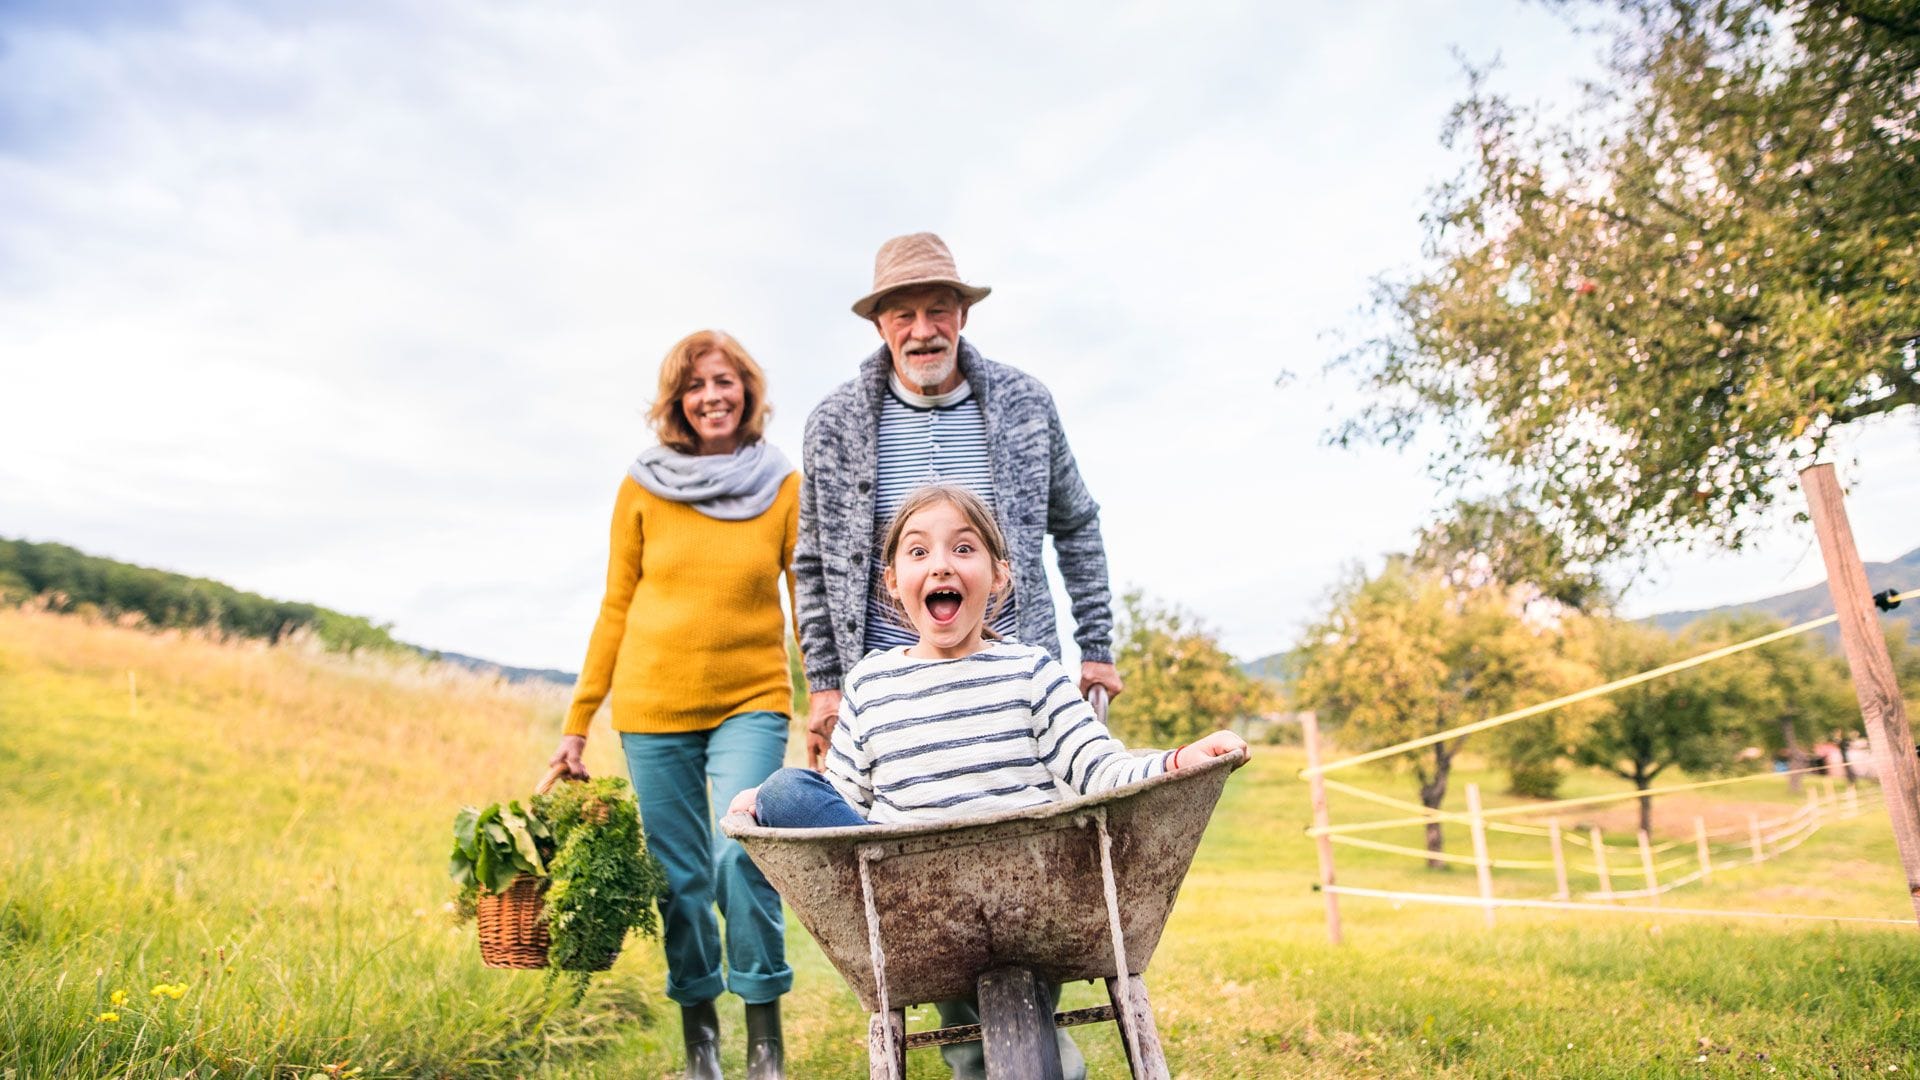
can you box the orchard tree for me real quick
[1336,0,1920,561]
[1297,560,1582,865]
[1569,617,1753,833]
[1695,611,1857,790]
[1415,495,1613,614]
[1107,590,1279,747]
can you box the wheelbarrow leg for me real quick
[1105,974,1170,1080]
[978,966,1064,1080]
[867,1009,905,1080]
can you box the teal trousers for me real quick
[620,710,792,1006]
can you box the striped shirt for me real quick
[863,376,1018,651]
[825,641,1173,825]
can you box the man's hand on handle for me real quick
[1079,660,1123,701]
[548,734,589,780]
[805,689,843,771]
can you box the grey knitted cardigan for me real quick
[794,339,1114,691]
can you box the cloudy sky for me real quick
[4,1,1917,673]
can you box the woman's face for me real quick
[680,349,746,455]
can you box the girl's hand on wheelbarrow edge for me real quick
[548,734,589,780]
[727,786,760,821]
[1172,730,1250,771]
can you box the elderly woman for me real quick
[550,329,799,1080]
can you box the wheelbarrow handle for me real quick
[1087,683,1109,724]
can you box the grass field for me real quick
[3,607,1918,1078]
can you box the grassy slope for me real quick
[2,608,1917,1078]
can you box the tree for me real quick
[1694,610,1857,790]
[1568,617,1752,833]
[1335,1,1920,561]
[1108,590,1279,747]
[0,537,401,653]
[1414,494,1613,614]
[1297,561,1582,865]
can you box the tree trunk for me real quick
[1636,771,1654,837]
[1836,731,1856,783]
[1420,750,1452,871]
[1780,718,1807,793]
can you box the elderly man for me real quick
[792,231,1120,1079]
[794,231,1123,760]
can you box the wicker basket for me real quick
[476,873,552,968]
[472,765,622,972]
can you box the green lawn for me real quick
[2,608,1916,1078]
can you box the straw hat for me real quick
[850,232,992,319]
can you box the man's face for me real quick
[875,286,967,394]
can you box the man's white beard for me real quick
[903,336,956,389]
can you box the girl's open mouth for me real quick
[925,589,963,624]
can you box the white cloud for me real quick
[3,1,1912,672]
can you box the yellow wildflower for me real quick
[149,981,189,999]
[109,989,128,1007]
[95,1012,119,1023]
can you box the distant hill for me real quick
[426,649,576,688]
[0,537,401,654]
[1242,545,1920,677]
[0,536,583,684]
[1647,545,1920,643]
[1242,648,1296,686]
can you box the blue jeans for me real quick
[751,768,1085,1080]
[754,766,868,828]
[620,710,792,1006]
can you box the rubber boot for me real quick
[745,999,785,1080]
[680,1000,723,1080]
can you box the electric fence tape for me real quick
[1299,588,1920,780]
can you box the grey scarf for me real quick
[628,440,794,521]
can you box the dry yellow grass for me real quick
[4,606,1919,1077]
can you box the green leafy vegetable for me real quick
[449,776,663,1000]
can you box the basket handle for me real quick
[534,763,574,796]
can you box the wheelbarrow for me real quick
[720,725,1247,1080]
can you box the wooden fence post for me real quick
[1466,783,1495,928]
[1301,712,1342,945]
[1847,782,1861,816]
[1638,830,1661,906]
[1802,463,1920,926]
[1549,818,1570,901]
[1694,816,1712,881]
[1591,826,1613,899]
[1749,814,1765,864]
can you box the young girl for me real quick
[729,484,1245,1079]
[731,483,1248,829]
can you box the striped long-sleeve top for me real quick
[824,641,1173,825]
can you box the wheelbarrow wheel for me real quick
[978,967,1065,1080]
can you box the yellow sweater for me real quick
[564,471,801,736]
